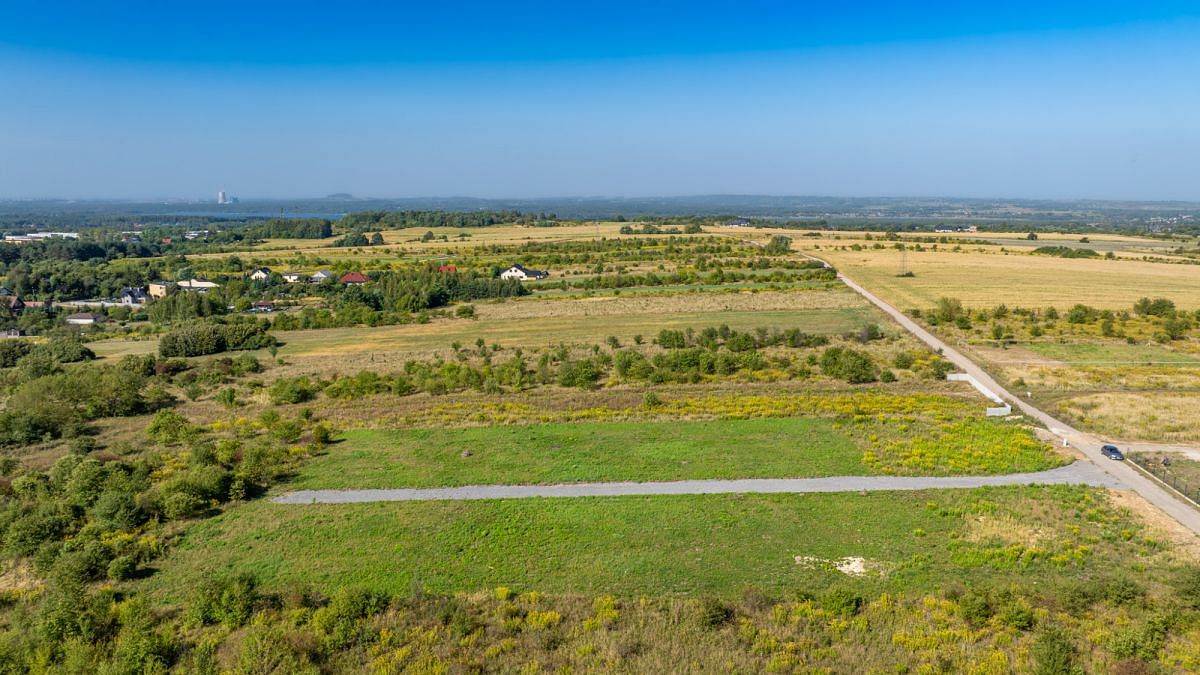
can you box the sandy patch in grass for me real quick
[794,555,884,577]
[963,515,1048,546]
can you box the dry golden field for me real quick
[806,247,1200,310]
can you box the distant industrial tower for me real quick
[217,190,228,205]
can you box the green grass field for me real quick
[1025,342,1200,365]
[145,485,1156,600]
[290,419,864,488]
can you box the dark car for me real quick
[1101,444,1125,461]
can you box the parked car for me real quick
[1101,444,1125,461]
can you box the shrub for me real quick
[959,591,992,627]
[1032,625,1077,675]
[188,574,260,628]
[820,588,863,616]
[819,347,877,384]
[1000,599,1035,630]
[1133,297,1176,317]
[697,598,733,628]
[107,556,138,581]
[147,410,194,445]
[269,377,319,405]
[558,359,603,390]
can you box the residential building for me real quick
[119,287,149,305]
[500,264,549,281]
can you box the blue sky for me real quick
[1,2,1199,200]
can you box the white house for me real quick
[282,272,304,284]
[249,267,272,281]
[310,270,334,283]
[500,264,549,281]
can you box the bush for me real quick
[188,574,260,628]
[697,598,733,628]
[1032,625,1077,675]
[558,359,603,390]
[1133,297,1176,317]
[269,377,320,405]
[820,588,863,616]
[819,347,877,383]
[147,410,194,444]
[107,556,138,581]
[959,591,992,627]
[159,322,275,358]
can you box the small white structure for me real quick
[947,373,1012,416]
[500,264,549,281]
[65,312,102,325]
[176,279,220,293]
[310,270,334,283]
[282,272,304,284]
[249,267,272,281]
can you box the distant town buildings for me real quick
[2,232,80,244]
[217,190,239,205]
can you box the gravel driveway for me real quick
[272,462,1122,504]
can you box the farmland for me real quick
[3,214,1200,673]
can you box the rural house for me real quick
[0,295,24,315]
[500,264,549,281]
[119,287,148,305]
[310,270,334,283]
[282,272,304,283]
[339,271,369,285]
[249,267,272,281]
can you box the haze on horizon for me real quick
[1,1,1198,202]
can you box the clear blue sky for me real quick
[1,1,1198,200]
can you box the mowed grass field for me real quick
[144,485,1159,600]
[290,419,864,489]
[807,248,1200,310]
[277,307,874,360]
[1024,342,1200,365]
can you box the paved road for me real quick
[273,463,1121,504]
[826,264,1200,536]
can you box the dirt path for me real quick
[273,463,1120,504]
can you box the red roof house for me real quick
[339,272,369,285]
[437,265,457,273]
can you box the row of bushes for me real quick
[158,320,276,357]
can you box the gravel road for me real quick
[272,462,1121,504]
